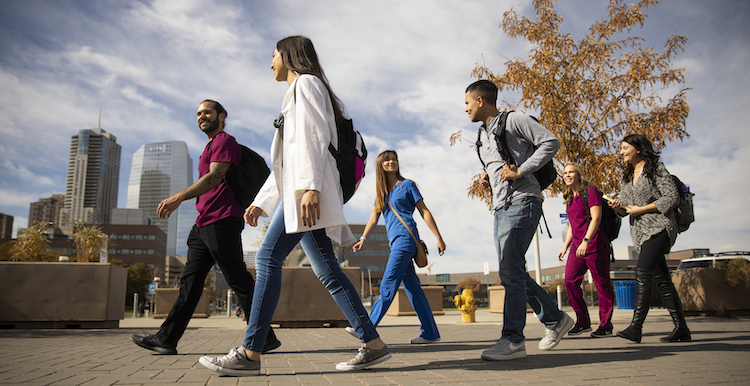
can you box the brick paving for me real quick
[1,308,749,385]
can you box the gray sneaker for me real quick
[335,345,391,371]
[538,312,575,351]
[199,347,260,376]
[481,337,527,360]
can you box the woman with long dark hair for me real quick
[199,36,390,376]
[609,134,691,343]
[351,150,446,344]
[557,164,615,338]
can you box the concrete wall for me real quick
[0,262,126,328]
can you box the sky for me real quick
[1,0,749,276]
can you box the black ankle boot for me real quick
[617,268,652,343]
[660,326,691,342]
[654,273,691,342]
[617,325,642,343]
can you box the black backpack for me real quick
[581,188,622,242]
[329,118,368,203]
[671,175,694,233]
[291,81,368,204]
[475,111,557,191]
[225,145,270,209]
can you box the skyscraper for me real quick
[0,212,13,240]
[29,194,65,232]
[126,141,197,257]
[60,128,121,235]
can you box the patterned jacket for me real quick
[619,163,679,252]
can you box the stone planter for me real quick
[249,267,364,328]
[488,285,534,313]
[384,286,445,316]
[0,262,126,329]
[153,288,210,318]
[672,267,750,313]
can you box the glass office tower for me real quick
[126,141,197,256]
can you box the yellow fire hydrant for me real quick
[454,289,478,323]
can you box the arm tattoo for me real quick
[180,162,231,200]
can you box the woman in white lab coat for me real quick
[199,36,390,377]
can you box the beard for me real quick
[199,117,220,134]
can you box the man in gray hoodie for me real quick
[464,80,573,361]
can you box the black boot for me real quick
[617,268,652,343]
[263,327,282,353]
[654,273,691,342]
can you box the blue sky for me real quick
[1,0,748,275]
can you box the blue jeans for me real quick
[242,203,378,351]
[495,197,563,343]
[368,235,440,340]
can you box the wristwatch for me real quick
[583,237,590,243]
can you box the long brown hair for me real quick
[374,150,405,213]
[276,36,347,127]
[622,133,660,184]
[562,163,592,205]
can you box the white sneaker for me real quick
[538,312,575,351]
[198,347,260,376]
[481,337,527,360]
[344,326,358,338]
[410,336,441,344]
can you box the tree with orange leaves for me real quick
[452,0,690,208]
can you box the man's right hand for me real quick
[480,173,490,188]
[157,194,183,218]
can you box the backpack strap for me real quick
[387,199,419,246]
[581,189,592,225]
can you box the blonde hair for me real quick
[562,163,593,205]
[374,150,405,213]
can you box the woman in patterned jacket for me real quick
[609,134,691,343]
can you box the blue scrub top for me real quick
[381,179,422,245]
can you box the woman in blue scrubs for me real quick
[352,150,446,343]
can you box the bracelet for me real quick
[359,236,367,242]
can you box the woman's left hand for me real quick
[300,190,320,227]
[437,239,446,256]
[625,205,644,217]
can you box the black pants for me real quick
[636,230,671,275]
[157,217,255,347]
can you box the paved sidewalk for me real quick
[1,307,749,385]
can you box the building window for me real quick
[436,274,450,282]
[542,275,552,282]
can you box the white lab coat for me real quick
[251,74,355,246]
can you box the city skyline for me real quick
[1,0,748,274]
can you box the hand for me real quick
[480,173,490,188]
[557,250,566,261]
[576,241,589,257]
[157,194,182,218]
[244,206,264,227]
[352,240,365,252]
[625,205,644,217]
[500,164,523,181]
[437,239,446,256]
[300,190,320,227]
[608,198,622,209]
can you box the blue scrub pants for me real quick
[369,235,440,340]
